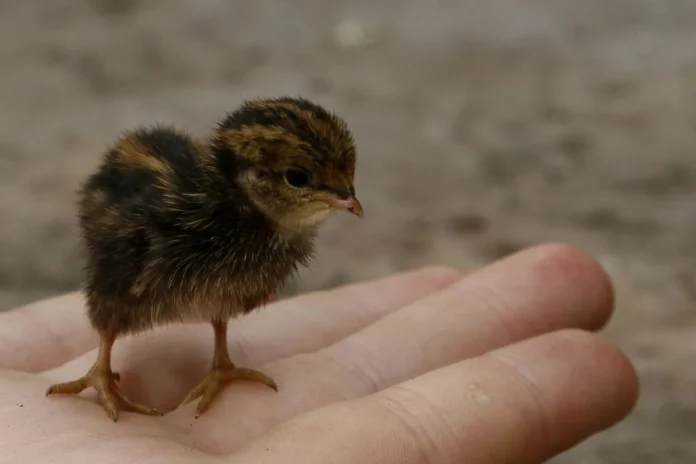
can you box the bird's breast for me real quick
[142,231,313,325]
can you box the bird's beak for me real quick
[330,195,364,217]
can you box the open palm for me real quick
[0,244,637,464]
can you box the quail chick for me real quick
[46,96,363,421]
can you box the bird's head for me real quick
[211,96,362,234]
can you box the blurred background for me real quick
[0,0,694,461]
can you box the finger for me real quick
[318,242,615,391]
[27,266,457,375]
[0,292,98,372]
[232,329,639,464]
[42,267,459,407]
[169,243,614,449]
[226,265,459,365]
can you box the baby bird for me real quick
[45,96,362,421]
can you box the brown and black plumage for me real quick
[45,96,363,421]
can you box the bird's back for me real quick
[79,125,204,225]
[77,127,207,327]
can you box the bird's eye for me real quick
[284,168,312,188]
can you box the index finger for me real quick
[4,267,459,374]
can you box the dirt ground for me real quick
[1,0,695,461]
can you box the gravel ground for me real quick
[1,1,695,461]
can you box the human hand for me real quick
[0,244,638,463]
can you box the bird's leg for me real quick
[178,318,277,417]
[46,331,162,421]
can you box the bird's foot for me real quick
[46,369,163,422]
[178,366,278,418]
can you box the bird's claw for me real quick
[178,366,277,418]
[46,369,162,421]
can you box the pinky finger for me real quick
[230,329,638,464]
